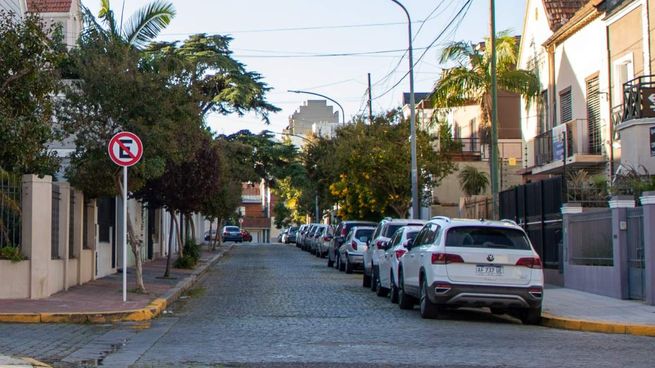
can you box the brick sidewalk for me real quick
[0,244,231,322]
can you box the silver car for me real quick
[315,225,334,258]
[338,226,375,273]
[377,225,423,301]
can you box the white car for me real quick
[337,226,375,273]
[397,217,544,324]
[377,225,424,301]
[363,218,426,290]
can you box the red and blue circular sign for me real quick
[108,132,143,167]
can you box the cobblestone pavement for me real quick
[1,243,654,367]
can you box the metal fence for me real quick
[626,207,644,300]
[568,209,613,266]
[0,173,21,248]
[51,186,60,259]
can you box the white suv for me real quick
[397,217,544,324]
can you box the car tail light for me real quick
[376,240,384,249]
[395,249,406,259]
[341,227,348,236]
[431,253,464,264]
[323,236,330,241]
[351,241,357,250]
[516,257,543,269]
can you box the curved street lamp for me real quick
[288,89,346,124]
[390,0,419,220]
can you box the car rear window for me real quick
[355,228,374,242]
[445,226,531,250]
[406,231,419,241]
[225,226,239,232]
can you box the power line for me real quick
[371,0,473,101]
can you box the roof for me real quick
[26,0,72,13]
[542,0,590,31]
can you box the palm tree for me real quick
[431,31,540,137]
[458,166,489,197]
[81,0,175,49]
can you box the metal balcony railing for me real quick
[452,137,482,153]
[621,75,655,122]
[534,119,598,166]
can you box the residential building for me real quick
[240,182,276,243]
[287,100,339,147]
[0,0,25,15]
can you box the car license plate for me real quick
[476,264,503,276]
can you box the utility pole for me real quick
[368,73,374,124]
[489,0,499,219]
[391,0,419,220]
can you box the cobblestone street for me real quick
[1,243,653,367]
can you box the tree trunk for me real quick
[216,217,225,248]
[188,214,196,243]
[115,173,146,293]
[163,209,175,278]
[172,212,184,257]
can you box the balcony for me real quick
[619,75,655,123]
[447,137,483,161]
[532,119,605,175]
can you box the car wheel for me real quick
[327,254,334,268]
[398,270,414,310]
[345,257,353,274]
[515,307,542,325]
[375,272,389,297]
[370,265,378,291]
[362,267,371,287]
[390,272,399,304]
[419,277,440,319]
[338,255,345,272]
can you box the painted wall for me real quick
[0,260,30,298]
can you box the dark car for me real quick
[327,220,377,268]
[286,226,299,244]
[241,229,252,242]
[222,225,243,242]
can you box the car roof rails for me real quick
[431,216,450,222]
[500,219,518,226]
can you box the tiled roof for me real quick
[27,0,72,13]
[542,0,589,31]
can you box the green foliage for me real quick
[273,201,292,229]
[611,165,655,201]
[174,239,200,269]
[431,31,539,126]
[458,166,489,196]
[567,169,609,205]
[0,246,24,262]
[0,11,64,175]
[305,110,455,219]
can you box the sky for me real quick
[82,0,527,137]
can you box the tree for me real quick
[81,0,175,49]
[458,166,489,196]
[0,11,64,175]
[431,32,539,139]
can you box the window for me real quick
[445,227,531,250]
[613,54,633,107]
[559,88,572,124]
[415,223,441,246]
[586,75,602,154]
[356,229,374,242]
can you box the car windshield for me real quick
[355,229,374,242]
[225,226,239,232]
[445,226,531,250]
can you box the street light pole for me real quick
[390,0,419,219]
[288,90,346,124]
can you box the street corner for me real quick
[0,355,51,368]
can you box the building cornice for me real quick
[543,1,604,48]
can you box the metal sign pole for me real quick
[123,165,128,302]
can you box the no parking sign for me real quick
[108,132,143,167]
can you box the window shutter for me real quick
[586,77,602,155]
[560,89,572,124]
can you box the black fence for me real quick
[499,176,564,269]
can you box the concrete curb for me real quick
[0,245,233,324]
[541,312,655,337]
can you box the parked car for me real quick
[377,225,423,300]
[363,218,426,289]
[241,229,252,242]
[337,226,375,273]
[302,224,320,251]
[286,226,299,244]
[397,217,544,324]
[222,225,243,242]
[327,220,377,268]
[296,224,309,248]
[309,224,329,255]
[280,228,290,244]
[315,225,334,257]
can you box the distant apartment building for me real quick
[287,100,339,146]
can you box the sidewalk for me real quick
[0,244,232,324]
[542,285,655,336]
